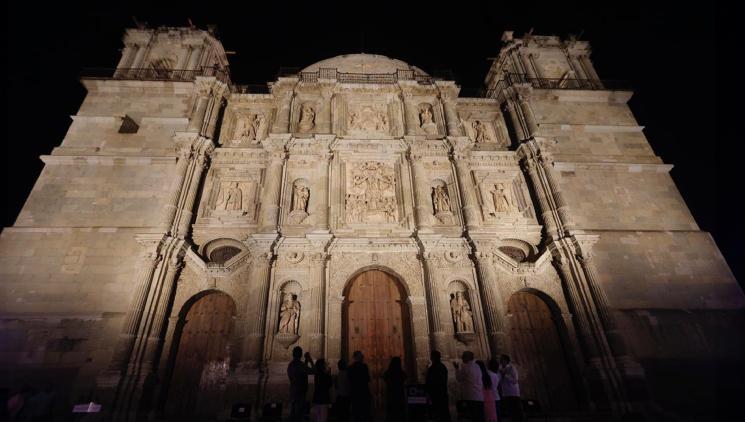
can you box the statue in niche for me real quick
[297,103,316,133]
[419,104,438,135]
[278,293,301,335]
[490,183,514,213]
[450,291,474,333]
[432,185,451,214]
[472,120,490,143]
[216,182,243,211]
[292,184,310,213]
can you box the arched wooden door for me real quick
[507,291,578,412]
[343,270,411,407]
[166,292,236,420]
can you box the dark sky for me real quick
[4,1,742,285]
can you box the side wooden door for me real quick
[508,292,578,412]
[166,292,236,419]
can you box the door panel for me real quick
[167,292,236,419]
[344,270,409,407]
[508,292,577,411]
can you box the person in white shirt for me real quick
[454,351,485,422]
[499,354,524,422]
[487,358,502,421]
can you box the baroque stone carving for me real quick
[348,105,389,133]
[345,161,398,224]
[431,181,454,225]
[233,113,265,144]
[419,103,438,135]
[216,182,243,211]
[490,183,515,213]
[472,120,491,143]
[289,179,310,225]
[278,292,301,335]
[297,103,316,133]
[450,291,475,334]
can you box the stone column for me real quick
[515,88,539,138]
[187,93,210,133]
[131,44,147,69]
[440,91,461,137]
[272,89,295,133]
[175,146,212,237]
[409,153,434,229]
[520,158,559,237]
[504,99,527,141]
[518,53,537,79]
[473,251,509,355]
[307,253,327,357]
[187,45,203,70]
[159,144,194,233]
[537,151,575,230]
[176,46,192,70]
[422,254,448,353]
[315,151,332,231]
[402,92,420,135]
[259,147,286,232]
[452,153,481,230]
[140,257,184,368]
[574,246,633,361]
[242,253,273,366]
[108,251,162,371]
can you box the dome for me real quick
[301,53,429,76]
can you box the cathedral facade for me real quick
[1,26,743,421]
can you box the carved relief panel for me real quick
[334,92,404,138]
[199,167,262,223]
[344,161,399,224]
[221,106,275,147]
[460,112,510,148]
[473,171,535,222]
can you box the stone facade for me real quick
[0,27,742,421]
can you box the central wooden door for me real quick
[343,270,410,408]
[508,291,578,412]
[166,292,236,420]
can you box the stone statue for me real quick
[248,114,264,143]
[292,184,310,213]
[432,185,451,214]
[420,106,434,125]
[419,104,438,135]
[490,183,513,213]
[472,120,490,143]
[297,103,315,133]
[450,291,474,333]
[217,182,243,211]
[278,293,301,335]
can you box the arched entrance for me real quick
[165,291,236,420]
[507,291,578,412]
[342,269,412,407]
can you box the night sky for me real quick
[4,1,741,285]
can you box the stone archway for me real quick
[507,290,578,412]
[164,291,236,420]
[342,269,413,409]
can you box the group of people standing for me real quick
[287,346,524,422]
